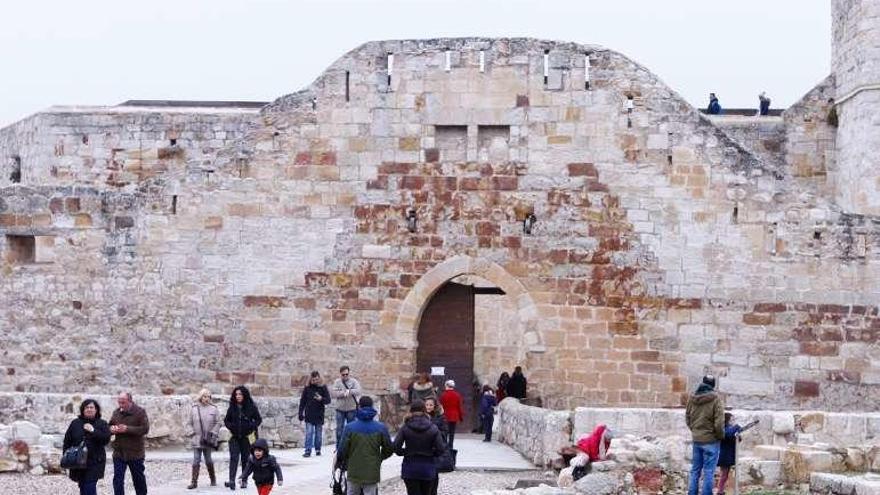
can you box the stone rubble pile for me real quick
[0,421,63,475]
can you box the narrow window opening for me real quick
[10,155,21,183]
[82,135,89,145]
[667,154,673,165]
[479,50,485,72]
[171,195,178,215]
[667,132,674,164]
[584,55,591,90]
[345,71,350,102]
[445,50,452,71]
[169,138,177,146]
[732,205,738,224]
[626,95,635,128]
[387,53,394,88]
[311,97,317,110]
[543,49,550,85]
[813,231,822,241]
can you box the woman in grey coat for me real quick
[188,388,221,489]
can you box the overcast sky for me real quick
[0,0,830,127]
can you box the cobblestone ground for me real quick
[1,460,195,495]
[378,470,554,495]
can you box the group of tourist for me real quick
[706,92,772,116]
[61,364,527,495]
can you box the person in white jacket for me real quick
[331,365,362,446]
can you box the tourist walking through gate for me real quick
[336,396,394,495]
[187,388,221,489]
[109,392,150,495]
[479,385,497,442]
[224,385,263,490]
[686,375,725,495]
[438,380,463,450]
[393,400,447,495]
[299,370,331,457]
[239,438,283,495]
[332,365,362,447]
[505,366,528,400]
[63,399,111,495]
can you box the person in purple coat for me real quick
[716,413,743,495]
[478,385,497,442]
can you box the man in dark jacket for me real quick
[298,371,331,457]
[109,392,150,495]
[685,375,725,495]
[393,400,447,495]
[337,396,394,495]
[505,366,528,400]
[240,438,282,495]
[707,93,722,115]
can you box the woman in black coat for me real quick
[224,385,262,489]
[62,399,111,495]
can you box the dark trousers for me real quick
[482,413,494,441]
[113,457,147,495]
[404,478,434,495]
[79,480,98,495]
[429,476,439,495]
[447,422,457,450]
[228,436,251,484]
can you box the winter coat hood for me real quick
[405,413,434,432]
[251,437,270,454]
[356,406,378,422]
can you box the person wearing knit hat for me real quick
[686,375,725,495]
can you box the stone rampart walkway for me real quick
[150,435,537,494]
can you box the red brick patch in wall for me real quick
[794,380,820,397]
[567,162,598,178]
[632,468,664,494]
[243,296,287,308]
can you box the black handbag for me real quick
[61,440,88,469]
[437,448,457,473]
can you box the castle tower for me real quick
[832,0,880,215]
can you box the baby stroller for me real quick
[331,457,347,495]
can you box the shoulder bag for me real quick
[60,439,88,469]
[196,406,219,450]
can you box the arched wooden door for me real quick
[416,281,476,428]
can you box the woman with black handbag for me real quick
[62,399,111,495]
[188,388,221,489]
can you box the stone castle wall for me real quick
[2,37,880,412]
[832,0,880,215]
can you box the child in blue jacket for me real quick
[717,413,742,495]
[479,385,497,442]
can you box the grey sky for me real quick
[0,0,830,128]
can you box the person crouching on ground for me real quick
[717,412,743,495]
[479,385,497,442]
[239,438,282,495]
[577,424,614,462]
[393,400,447,495]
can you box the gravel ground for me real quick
[379,470,553,495]
[0,460,195,495]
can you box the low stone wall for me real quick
[496,398,572,467]
[573,408,880,450]
[0,392,340,448]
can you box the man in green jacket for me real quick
[685,375,724,495]
[336,396,393,495]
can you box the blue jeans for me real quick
[113,457,147,495]
[78,480,98,495]
[304,422,323,453]
[482,413,494,441]
[688,441,720,495]
[335,409,357,446]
